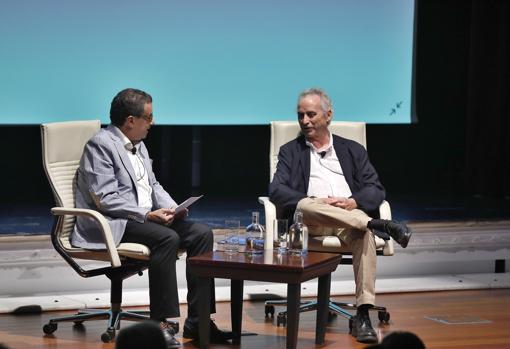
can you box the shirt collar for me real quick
[305,132,333,154]
[112,125,138,153]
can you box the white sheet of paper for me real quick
[175,195,203,213]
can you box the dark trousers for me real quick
[121,219,215,321]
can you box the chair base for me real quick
[264,299,390,329]
[42,307,179,343]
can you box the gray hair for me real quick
[297,88,333,113]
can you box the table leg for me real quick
[197,276,211,348]
[286,283,301,349]
[230,279,244,345]
[316,272,331,344]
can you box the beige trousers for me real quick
[297,197,376,306]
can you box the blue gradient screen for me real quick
[0,0,415,125]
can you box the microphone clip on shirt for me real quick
[125,142,137,155]
[125,143,145,180]
[318,151,343,176]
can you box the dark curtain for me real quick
[465,1,510,198]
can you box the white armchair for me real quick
[40,120,177,343]
[259,121,393,327]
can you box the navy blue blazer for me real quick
[269,134,385,220]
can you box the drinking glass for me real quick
[224,220,240,255]
[273,219,288,254]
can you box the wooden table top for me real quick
[189,251,342,283]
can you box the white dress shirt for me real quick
[306,132,352,198]
[114,127,153,210]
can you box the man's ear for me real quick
[125,115,135,128]
[326,109,333,124]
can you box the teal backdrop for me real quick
[0,0,415,125]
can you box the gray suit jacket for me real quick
[72,125,176,249]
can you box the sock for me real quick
[367,219,391,240]
[357,304,373,316]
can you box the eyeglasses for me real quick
[140,114,153,123]
[134,114,153,123]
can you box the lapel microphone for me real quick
[131,146,137,155]
[318,150,343,175]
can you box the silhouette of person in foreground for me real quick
[365,331,426,349]
[116,321,166,349]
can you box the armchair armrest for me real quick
[258,196,276,250]
[378,200,391,220]
[378,200,394,256]
[51,207,122,268]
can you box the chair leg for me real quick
[45,309,111,325]
[330,301,390,323]
[270,301,350,320]
[43,306,152,342]
[42,278,153,343]
[115,309,182,331]
[43,309,111,338]
[328,302,355,319]
[40,257,152,342]
[266,300,323,327]
[264,299,311,318]
[265,298,391,327]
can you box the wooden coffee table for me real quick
[189,251,342,349]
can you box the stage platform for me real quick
[2,289,509,349]
[0,218,509,314]
[1,196,509,314]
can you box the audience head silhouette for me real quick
[115,321,166,349]
[365,331,426,349]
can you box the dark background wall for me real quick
[2,1,508,216]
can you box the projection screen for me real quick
[0,0,416,125]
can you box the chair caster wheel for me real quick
[328,311,337,321]
[276,313,287,327]
[43,323,57,334]
[101,328,116,343]
[265,305,275,318]
[378,311,390,323]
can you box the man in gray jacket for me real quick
[73,88,230,347]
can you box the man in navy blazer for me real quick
[73,88,230,347]
[269,88,412,344]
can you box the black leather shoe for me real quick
[183,319,233,343]
[160,322,181,349]
[368,219,412,248]
[351,313,378,344]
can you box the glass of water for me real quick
[224,220,240,255]
[273,219,288,254]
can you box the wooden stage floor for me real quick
[1,289,509,349]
